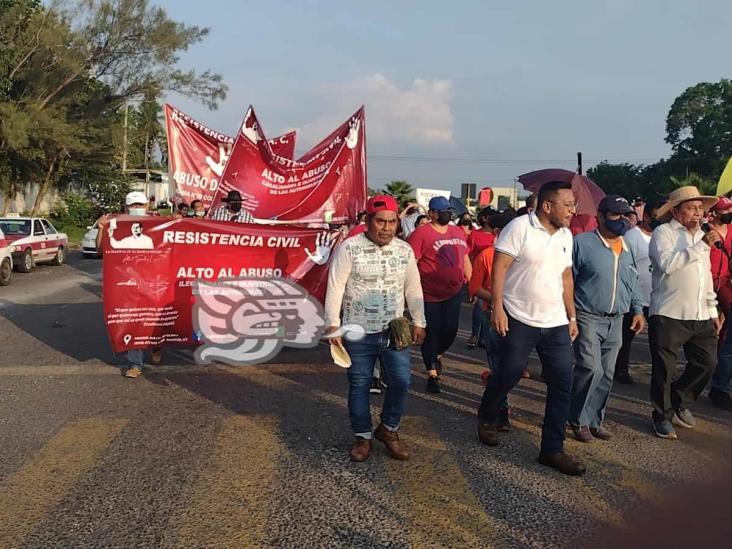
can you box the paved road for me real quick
[1,253,730,548]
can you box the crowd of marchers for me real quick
[324,182,732,477]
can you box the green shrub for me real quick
[51,192,97,228]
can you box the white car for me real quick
[0,216,68,272]
[82,221,100,258]
[0,227,12,286]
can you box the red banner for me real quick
[211,106,367,224]
[165,104,296,209]
[102,216,340,353]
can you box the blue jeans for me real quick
[471,299,484,339]
[479,314,574,454]
[483,311,509,412]
[713,324,732,394]
[569,311,623,428]
[127,349,144,367]
[344,332,411,437]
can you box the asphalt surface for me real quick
[1,253,731,548]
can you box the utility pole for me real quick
[577,152,583,175]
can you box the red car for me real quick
[0,216,68,272]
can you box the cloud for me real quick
[297,74,454,148]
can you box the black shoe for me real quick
[426,375,441,394]
[614,370,634,385]
[538,452,587,476]
[477,419,499,446]
[710,389,732,411]
[369,377,382,394]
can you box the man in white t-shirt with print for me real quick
[477,180,586,476]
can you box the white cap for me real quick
[125,191,148,206]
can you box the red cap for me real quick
[365,194,399,214]
[712,197,732,211]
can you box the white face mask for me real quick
[128,207,146,217]
[194,210,205,218]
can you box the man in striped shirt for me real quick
[209,190,255,223]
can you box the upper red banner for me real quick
[211,106,367,224]
[165,104,296,209]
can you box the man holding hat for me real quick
[648,186,723,438]
[569,195,645,442]
[325,195,426,462]
[408,195,471,394]
[209,190,255,223]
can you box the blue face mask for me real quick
[604,217,631,236]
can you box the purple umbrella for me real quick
[518,169,606,216]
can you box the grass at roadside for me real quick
[56,224,87,248]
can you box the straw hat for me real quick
[656,186,717,220]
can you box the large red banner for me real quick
[165,104,296,209]
[102,216,340,353]
[211,106,367,224]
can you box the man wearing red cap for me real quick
[325,195,427,461]
[707,197,732,411]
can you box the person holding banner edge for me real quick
[96,191,172,378]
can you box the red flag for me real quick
[212,106,367,224]
[165,104,296,209]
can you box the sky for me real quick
[156,0,732,196]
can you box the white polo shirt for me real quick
[494,213,573,328]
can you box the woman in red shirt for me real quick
[466,208,497,347]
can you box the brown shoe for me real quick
[590,426,612,440]
[349,437,372,462]
[538,452,586,476]
[477,419,499,446]
[150,348,163,364]
[374,424,409,460]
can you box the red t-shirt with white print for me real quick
[409,223,468,302]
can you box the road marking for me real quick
[385,416,504,548]
[0,418,127,548]
[175,415,282,548]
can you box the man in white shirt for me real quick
[478,180,586,476]
[648,186,722,439]
[325,195,426,462]
[614,199,663,384]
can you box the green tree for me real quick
[665,79,732,180]
[384,180,415,205]
[0,0,227,212]
[586,162,645,199]
[669,172,717,196]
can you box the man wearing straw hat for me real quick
[648,186,723,439]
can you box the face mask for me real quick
[194,210,205,218]
[229,202,242,213]
[720,213,732,224]
[128,208,146,217]
[436,211,452,225]
[604,218,630,236]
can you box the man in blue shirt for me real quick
[569,195,646,442]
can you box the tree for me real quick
[665,79,732,180]
[0,0,227,213]
[669,172,717,196]
[384,180,415,205]
[587,162,645,199]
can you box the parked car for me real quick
[0,227,12,286]
[82,221,100,258]
[0,215,68,272]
